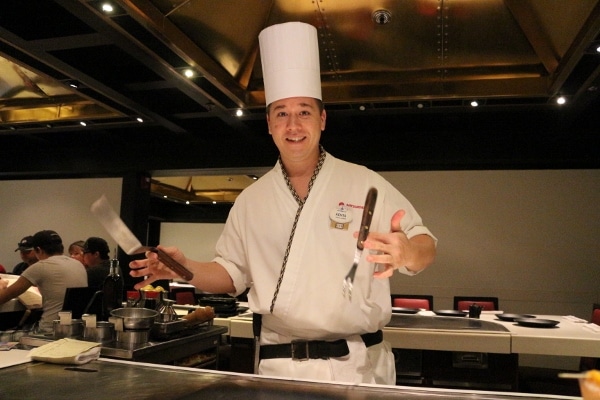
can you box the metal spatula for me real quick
[91,195,194,281]
[343,187,378,300]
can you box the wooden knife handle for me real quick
[150,248,195,281]
[357,187,378,250]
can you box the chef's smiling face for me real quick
[267,96,326,162]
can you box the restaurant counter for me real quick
[215,311,600,358]
[213,310,597,391]
[0,357,580,400]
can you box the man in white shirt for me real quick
[129,22,436,384]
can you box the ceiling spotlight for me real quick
[183,69,194,78]
[101,3,114,13]
[136,117,144,123]
[372,9,392,25]
[235,109,244,117]
[185,200,190,205]
[470,100,479,107]
[80,121,87,126]
[556,96,566,105]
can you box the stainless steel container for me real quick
[110,308,158,330]
[53,319,84,339]
[83,321,115,343]
[116,329,149,344]
[156,299,178,323]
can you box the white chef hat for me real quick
[259,22,321,106]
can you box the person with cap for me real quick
[130,22,436,384]
[0,230,87,333]
[12,235,38,275]
[82,237,111,290]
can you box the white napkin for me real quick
[564,315,588,323]
[582,323,600,333]
[29,338,101,365]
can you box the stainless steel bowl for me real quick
[110,308,158,330]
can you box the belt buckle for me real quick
[291,340,309,361]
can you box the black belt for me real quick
[259,330,383,360]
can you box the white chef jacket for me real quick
[214,153,436,384]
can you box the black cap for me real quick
[31,230,63,249]
[83,237,110,258]
[15,236,34,252]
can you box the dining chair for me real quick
[453,296,499,311]
[391,294,434,310]
[390,294,434,385]
[172,288,197,305]
[62,286,103,318]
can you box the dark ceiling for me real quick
[1,0,599,181]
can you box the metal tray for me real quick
[150,318,212,339]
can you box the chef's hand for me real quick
[360,209,411,278]
[362,209,436,278]
[0,277,7,290]
[129,245,185,289]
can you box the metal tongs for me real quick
[343,187,378,300]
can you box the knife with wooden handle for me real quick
[91,195,194,281]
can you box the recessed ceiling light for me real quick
[183,69,194,78]
[556,96,566,105]
[372,9,392,25]
[136,117,144,123]
[80,121,87,126]
[101,3,114,13]
[470,100,479,107]
[235,109,244,117]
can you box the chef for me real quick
[130,21,436,384]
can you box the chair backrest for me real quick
[391,294,433,310]
[591,303,600,325]
[62,286,103,319]
[174,290,196,305]
[453,296,499,311]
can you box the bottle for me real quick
[102,250,124,320]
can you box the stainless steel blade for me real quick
[91,195,194,281]
[90,195,145,255]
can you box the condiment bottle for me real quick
[101,250,124,320]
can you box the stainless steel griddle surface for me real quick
[0,359,574,400]
[388,314,510,332]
